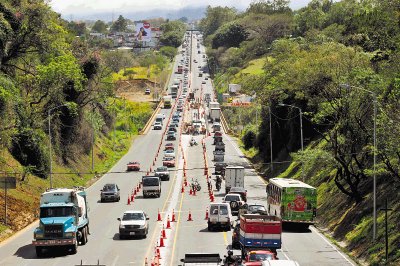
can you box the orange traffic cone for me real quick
[162,225,166,238]
[130,193,134,202]
[184,178,188,186]
[127,195,131,205]
[193,188,196,196]
[166,215,171,229]
[172,209,176,222]
[156,247,161,259]
[205,208,209,220]
[159,236,165,247]
[189,188,193,195]
[181,184,185,193]
[210,193,214,202]
[187,210,193,221]
[157,209,162,221]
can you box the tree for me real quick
[110,15,128,32]
[212,22,248,49]
[92,20,108,33]
[67,21,87,36]
[159,46,177,60]
[246,0,291,14]
[199,6,237,37]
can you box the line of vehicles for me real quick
[31,31,316,265]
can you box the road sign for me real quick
[1,176,16,225]
[0,176,16,189]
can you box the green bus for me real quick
[266,178,317,227]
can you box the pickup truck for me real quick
[154,166,170,181]
[239,214,282,258]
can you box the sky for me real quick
[49,0,314,19]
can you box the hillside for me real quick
[200,1,400,265]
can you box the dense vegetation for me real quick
[0,0,184,238]
[200,0,400,264]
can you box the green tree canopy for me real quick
[111,15,128,32]
[92,20,108,33]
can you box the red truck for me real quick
[239,214,282,259]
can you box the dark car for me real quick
[100,183,120,202]
[232,220,241,249]
[167,132,176,141]
[229,187,247,202]
[168,125,177,132]
[214,162,227,176]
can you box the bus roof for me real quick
[269,178,315,190]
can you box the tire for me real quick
[81,227,87,245]
[119,234,125,240]
[225,225,231,231]
[100,198,104,203]
[35,246,44,257]
[70,239,78,254]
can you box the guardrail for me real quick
[220,110,231,134]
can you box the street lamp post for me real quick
[341,83,377,240]
[278,103,304,180]
[48,104,67,189]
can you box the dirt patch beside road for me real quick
[116,79,165,102]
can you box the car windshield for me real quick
[157,167,167,171]
[40,207,74,218]
[249,253,273,261]
[225,195,240,201]
[103,184,116,191]
[249,205,266,212]
[142,178,159,186]
[122,212,144,221]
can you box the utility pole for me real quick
[268,106,273,172]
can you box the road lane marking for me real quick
[143,163,179,263]
[280,244,291,260]
[111,254,120,266]
[169,189,185,265]
[310,226,355,265]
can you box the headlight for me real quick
[65,232,75,238]
[34,232,44,239]
[139,225,146,229]
[119,225,125,229]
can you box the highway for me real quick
[0,31,356,266]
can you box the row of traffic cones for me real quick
[127,182,142,205]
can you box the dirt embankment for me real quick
[115,80,165,102]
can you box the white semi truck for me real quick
[32,187,89,256]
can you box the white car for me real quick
[153,122,162,130]
[164,149,175,158]
[222,194,245,215]
[118,210,149,239]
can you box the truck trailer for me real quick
[225,166,245,194]
[32,187,89,256]
[239,214,282,258]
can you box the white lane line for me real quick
[280,244,291,260]
[310,226,355,266]
[111,254,120,266]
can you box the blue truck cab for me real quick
[32,188,89,256]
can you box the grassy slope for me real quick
[0,100,154,242]
[220,59,399,265]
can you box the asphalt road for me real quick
[0,31,356,266]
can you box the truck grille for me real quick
[125,225,141,229]
[44,224,63,238]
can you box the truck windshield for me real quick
[40,207,74,218]
[249,253,274,261]
[122,212,144,221]
[143,178,159,186]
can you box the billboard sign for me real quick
[136,22,152,41]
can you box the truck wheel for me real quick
[35,246,44,257]
[70,240,78,254]
[81,227,88,245]
[207,223,212,231]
